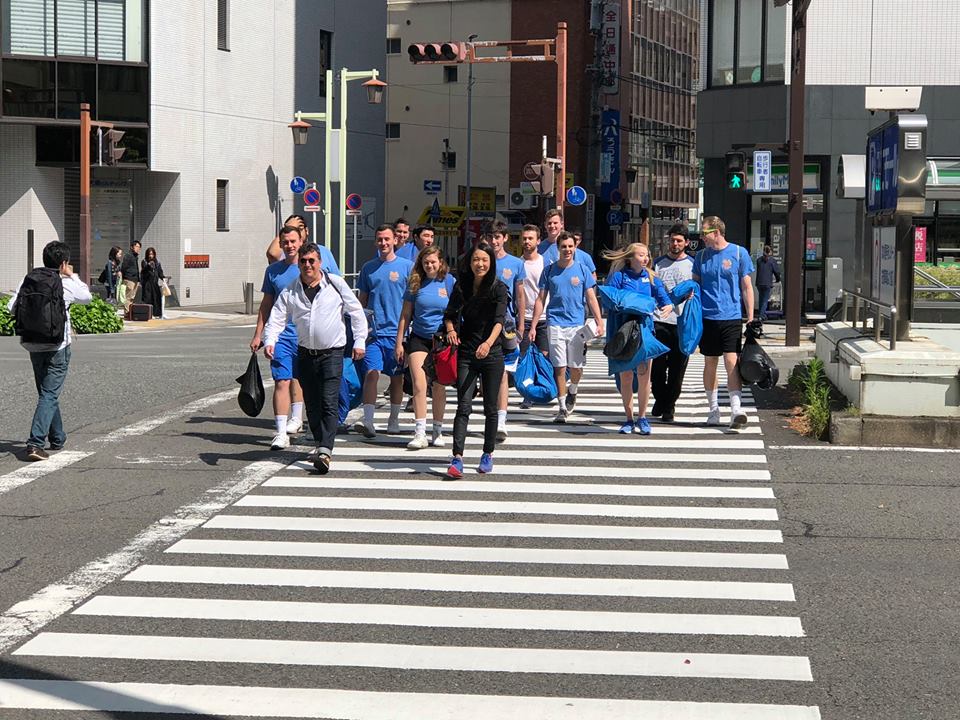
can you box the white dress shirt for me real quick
[7,272,93,352]
[263,272,368,351]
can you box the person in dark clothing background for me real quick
[102,246,123,301]
[119,240,141,312]
[755,245,781,320]
[442,242,507,478]
[140,247,166,319]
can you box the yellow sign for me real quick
[565,173,575,190]
[457,186,497,214]
[417,205,467,231]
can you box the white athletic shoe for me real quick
[387,417,402,434]
[430,428,446,447]
[270,432,290,450]
[353,422,376,439]
[553,408,568,424]
[407,433,429,450]
[496,426,508,443]
[285,416,303,435]
[729,411,748,430]
[706,408,721,426]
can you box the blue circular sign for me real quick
[606,210,623,227]
[290,176,307,194]
[566,185,587,206]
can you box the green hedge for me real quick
[0,294,122,336]
[917,265,960,301]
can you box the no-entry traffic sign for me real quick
[345,193,363,210]
[304,187,321,206]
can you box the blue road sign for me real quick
[429,197,441,220]
[424,179,442,195]
[345,193,363,210]
[303,187,321,206]
[290,176,307,194]
[566,185,587,206]
[606,210,623,227]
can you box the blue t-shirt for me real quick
[496,253,526,320]
[538,261,596,327]
[261,260,301,340]
[537,238,555,256]
[404,274,455,339]
[692,243,754,321]
[317,245,342,276]
[542,245,597,274]
[358,255,414,338]
[395,243,418,263]
[606,268,672,307]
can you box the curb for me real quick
[830,414,960,448]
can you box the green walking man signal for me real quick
[728,173,745,189]
[725,150,747,192]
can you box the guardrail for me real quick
[839,289,898,351]
[914,267,960,302]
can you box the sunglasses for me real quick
[298,257,319,265]
[702,229,719,235]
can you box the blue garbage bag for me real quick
[597,285,669,374]
[515,346,557,404]
[338,356,363,424]
[668,280,703,356]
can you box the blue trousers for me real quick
[28,346,72,450]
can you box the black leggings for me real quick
[452,352,505,456]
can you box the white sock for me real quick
[363,404,375,427]
[432,421,443,434]
[497,410,507,428]
[290,402,303,421]
[707,390,719,411]
[275,415,286,434]
[415,418,426,435]
[389,403,402,422]
[730,390,742,415]
[568,382,578,394]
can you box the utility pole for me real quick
[554,22,568,206]
[79,103,92,285]
[783,0,811,347]
[465,34,478,223]
[442,138,451,205]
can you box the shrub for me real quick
[787,357,834,440]
[70,296,123,334]
[0,295,13,336]
[916,265,960,301]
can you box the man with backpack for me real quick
[8,241,92,461]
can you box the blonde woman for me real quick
[602,243,673,435]
[395,247,454,449]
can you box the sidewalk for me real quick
[756,321,817,358]
[122,303,255,332]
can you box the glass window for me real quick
[216,179,229,231]
[737,0,762,83]
[764,0,786,81]
[116,126,147,164]
[1,58,55,117]
[97,0,124,60]
[711,0,735,86]
[217,0,229,51]
[2,0,56,56]
[98,64,148,122]
[123,0,146,62]
[57,0,96,57]
[57,61,97,117]
[386,37,401,55]
[443,65,457,83]
[318,30,331,96]
[385,123,400,140]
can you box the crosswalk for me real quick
[0,354,821,718]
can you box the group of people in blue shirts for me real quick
[253,210,756,476]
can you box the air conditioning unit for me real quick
[509,188,539,210]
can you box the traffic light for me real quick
[725,151,746,191]
[104,129,126,165]
[523,161,557,197]
[408,42,467,64]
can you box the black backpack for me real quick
[14,268,66,345]
[603,318,641,361]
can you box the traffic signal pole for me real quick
[79,103,92,285]
[555,22,568,205]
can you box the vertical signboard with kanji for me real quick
[599,109,620,202]
[600,3,620,94]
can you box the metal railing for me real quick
[839,289,898,351]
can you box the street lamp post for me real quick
[465,34,478,224]
[289,68,385,275]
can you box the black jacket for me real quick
[756,256,781,287]
[443,279,508,356]
[120,251,141,282]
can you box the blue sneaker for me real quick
[634,417,652,435]
[618,420,634,434]
[477,453,494,474]
[446,457,463,479]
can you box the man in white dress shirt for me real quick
[263,243,368,474]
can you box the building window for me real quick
[386,37,401,54]
[386,123,400,140]
[1,58,56,117]
[710,0,786,87]
[318,30,332,96]
[443,65,458,83]
[217,0,229,51]
[216,179,229,231]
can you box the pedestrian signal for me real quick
[725,150,746,192]
[728,172,746,190]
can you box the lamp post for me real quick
[289,68,385,275]
[465,34,478,223]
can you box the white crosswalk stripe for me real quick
[4,356,821,718]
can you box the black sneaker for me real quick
[313,453,331,474]
[565,392,577,413]
[651,401,663,417]
[661,406,675,423]
[25,446,49,462]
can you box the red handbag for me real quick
[432,343,458,386]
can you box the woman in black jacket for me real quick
[140,247,166,319]
[443,242,507,478]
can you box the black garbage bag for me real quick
[236,353,266,417]
[738,321,779,390]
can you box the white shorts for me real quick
[548,321,596,369]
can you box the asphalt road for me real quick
[0,331,956,718]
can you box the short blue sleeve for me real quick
[578,249,597,273]
[653,277,671,307]
[538,265,551,291]
[260,265,273,296]
[738,246,755,277]
[583,266,597,289]
[692,251,702,278]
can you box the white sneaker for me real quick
[407,433,429,450]
[353,421,376,439]
[729,411,748,430]
[285,416,303,435]
[706,408,721,426]
[553,408,568,424]
[430,428,445,447]
[387,417,402,434]
[270,432,290,450]
[496,427,507,443]
[344,407,364,426]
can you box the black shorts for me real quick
[519,321,549,355]
[699,319,743,356]
[405,333,434,355]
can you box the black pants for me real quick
[453,351,504,456]
[651,322,689,410]
[298,346,344,456]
